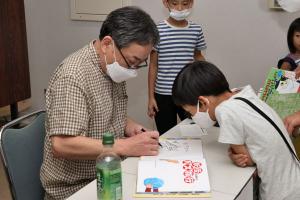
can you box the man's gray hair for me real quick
[99,6,159,49]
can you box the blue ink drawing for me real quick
[144,177,164,192]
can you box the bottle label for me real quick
[97,166,122,200]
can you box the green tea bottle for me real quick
[96,133,122,200]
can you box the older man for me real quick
[40,6,160,199]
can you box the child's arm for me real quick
[284,110,300,136]
[228,144,255,167]
[295,65,300,79]
[194,50,205,61]
[147,50,159,118]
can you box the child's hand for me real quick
[228,147,253,167]
[148,98,159,118]
[284,110,300,135]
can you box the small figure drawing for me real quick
[144,177,164,192]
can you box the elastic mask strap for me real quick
[104,54,108,65]
[112,41,117,62]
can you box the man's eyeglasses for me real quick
[116,45,148,69]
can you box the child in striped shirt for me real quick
[148,0,207,135]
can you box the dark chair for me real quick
[0,110,46,200]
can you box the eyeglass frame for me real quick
[115,44,148,69]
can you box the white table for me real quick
[68,119,256,200]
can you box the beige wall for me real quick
[24,0,300,129]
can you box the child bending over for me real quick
[172,60,300,200]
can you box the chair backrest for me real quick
[0,110,46,200]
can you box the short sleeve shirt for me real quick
[154,20,207,95]
[40,41,128,200]
[215,85,300,200]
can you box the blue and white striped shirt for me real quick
[154,20,206,95]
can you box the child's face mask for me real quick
[169,9,191,21]
[192,100,216,129]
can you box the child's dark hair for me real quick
[277,56,297,70]
[172,61,231,106]
[287,18,300,53]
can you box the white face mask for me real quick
[104,42,137,83]
[169,9,191,21]
[192,100,216,129]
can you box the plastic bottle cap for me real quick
[102,132,114,145]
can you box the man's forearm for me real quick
[51,135,103,160]
[51,135,130,160]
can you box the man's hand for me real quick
[115,131,160,156]
[125,117,148,137]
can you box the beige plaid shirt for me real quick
[40,41,128,200]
